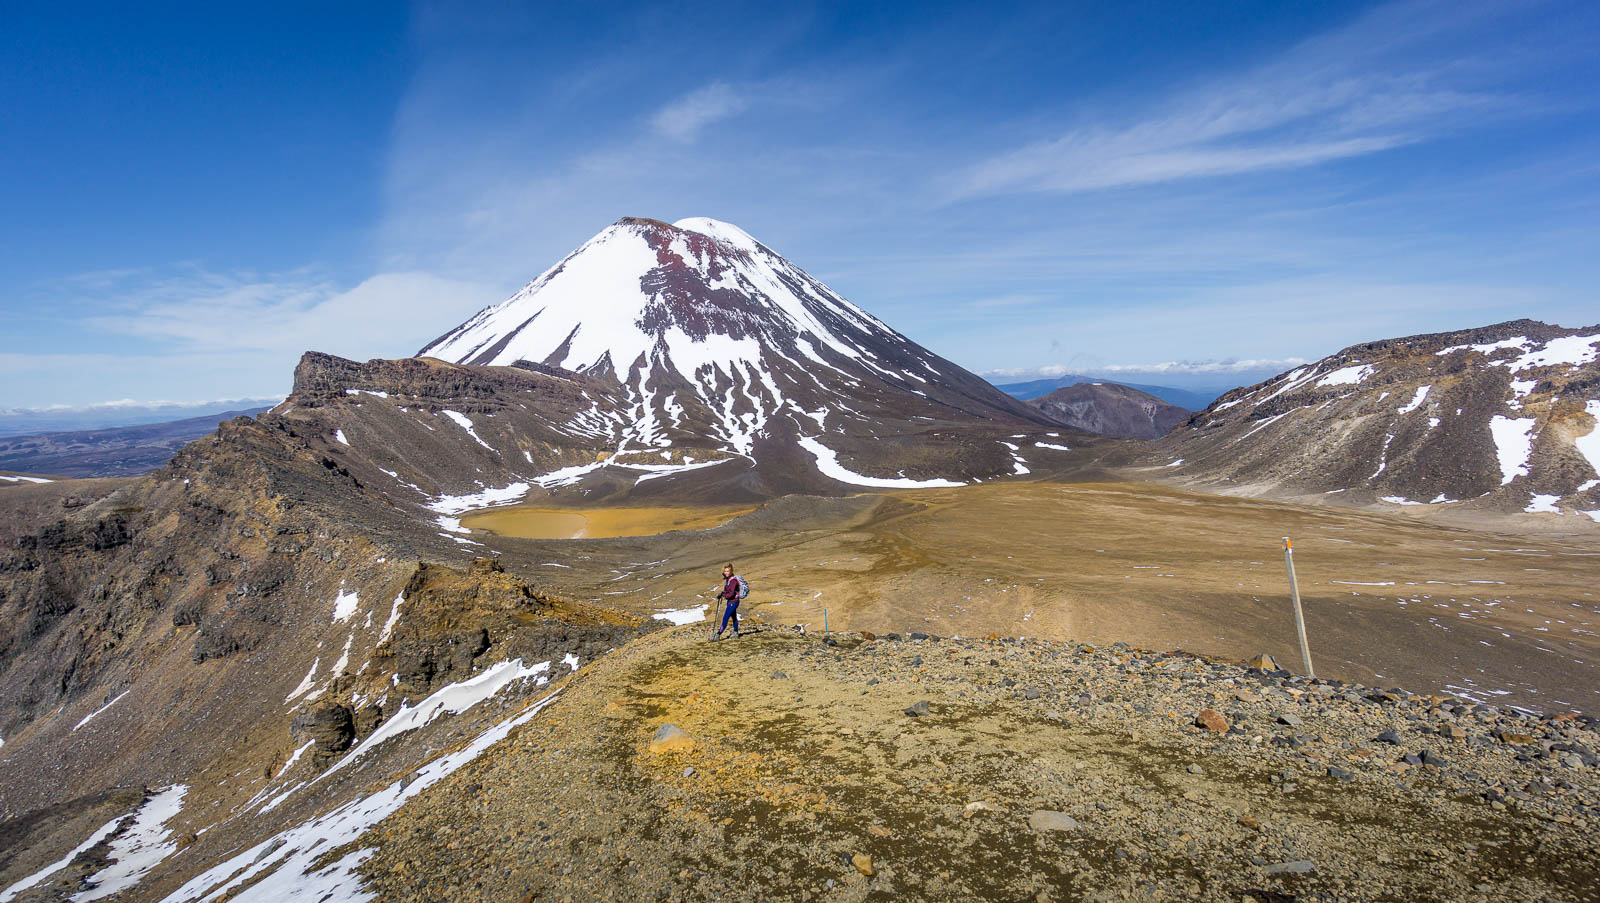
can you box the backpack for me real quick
[735,575,750,600]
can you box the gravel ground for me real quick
[361,625,1600,902]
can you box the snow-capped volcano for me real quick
[415,216,1054,487]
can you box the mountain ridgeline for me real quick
[1151,319,1600,519]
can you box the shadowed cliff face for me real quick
[0,398,645,844]
[1027,383,1190,439]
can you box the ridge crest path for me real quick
[361,626,1599,902]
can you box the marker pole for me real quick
[1283,537,1314,678]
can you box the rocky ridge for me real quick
[357,624,1599,903]
[1150,319,1600,521]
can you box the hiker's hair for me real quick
[723,562,734,571]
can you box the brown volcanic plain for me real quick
[461,479,1600,716]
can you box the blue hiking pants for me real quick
[718,601,740,635]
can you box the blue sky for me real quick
[3,0,1597,410]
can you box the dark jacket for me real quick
[719,575,741,603]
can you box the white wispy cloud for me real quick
[1096,358,1311,375]
[650,82,750,142]
[947,1,1517,199]
[7,269,504,407]
[980,358,1308,380]
[81,268,501,357]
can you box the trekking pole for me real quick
[1282,537,1315,678]
[823,607,829,635]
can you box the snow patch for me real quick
[1526,494,1561,514]
[796,436,964,488]
[1315,364,1373,387]
[0,475,53,483]
[440,410,494,451]
[323,658,556,778]
[74,690,130,731]
[377,592,405,644]
[285,658,320,704]
[331,587,360,624]
[1396,385,1430,415]
[333,429,349,446]
[1,819,124,902]
[73,785,189,901]
[1573,401,1600,479]
[1488,416,1537,485]
[653,604,709,625]
[158,692,562,903]
[428,482,530,532]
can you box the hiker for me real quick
[713,563,747,640]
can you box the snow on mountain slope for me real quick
[1151,319,1600,520]
[414,216,1054,490]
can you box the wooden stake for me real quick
[1283,537,1315,678]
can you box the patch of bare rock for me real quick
[355,625,1600,902]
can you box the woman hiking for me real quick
[712,563,746,640]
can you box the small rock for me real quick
[648,724,695,754]
[1028,810,1079,832]
[851,853,874,876]
[1024,687,1041,700]
[904,700,932,718]
[1419,749,1448,768]
[1245,653,1279,670]
[1187,764,1205,775]
[1375,729,1403,745]
[770,671,789,680]
[1264,860,1315,875]
[963,801,995,818]
[1327,766,1354,783]
[681,766,696,778]
[1195,709,1230,733]
[1237,815,1259,829]
[1277,713,1303,727]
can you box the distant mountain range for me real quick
[0,399,281,438]
[993,374,1219,411]
[0,407,271,478]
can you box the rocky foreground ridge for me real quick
[358,625,1599,903]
